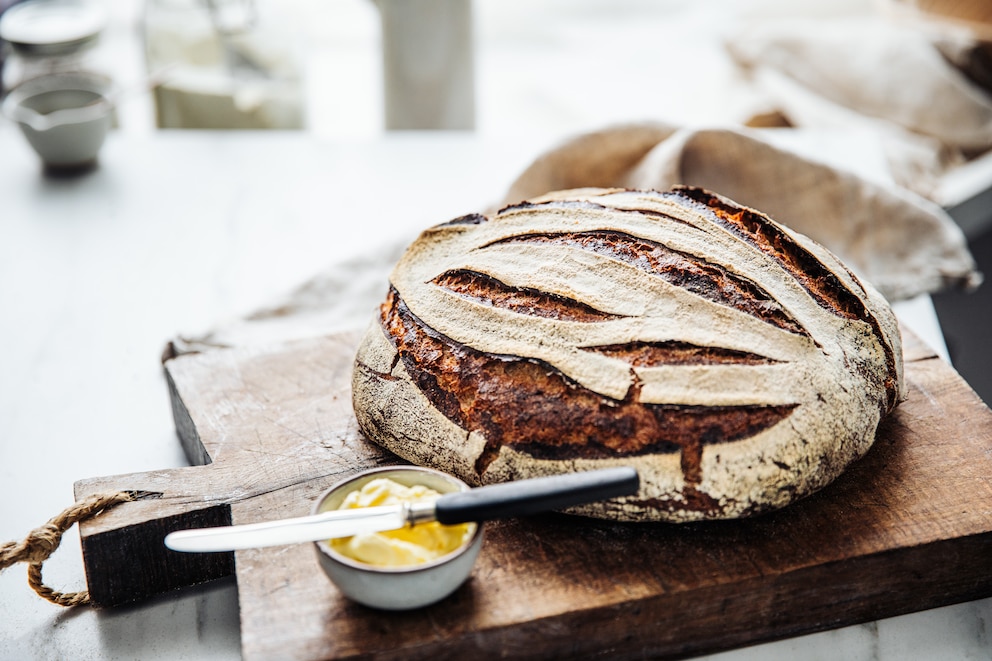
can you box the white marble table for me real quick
[0,126,987,660]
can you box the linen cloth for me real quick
[499,122,979,303]
[724,17,992,197]
[169,121,980,357]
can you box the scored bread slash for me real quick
[352,186,905,523]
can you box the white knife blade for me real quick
[164,505,414,553]
[163,467,640,553]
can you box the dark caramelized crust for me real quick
[582,341,779,366]
[671,186,899,410]
[674,187,867,322]
[483,230,806,335]
[382,287,796,495]
[354,186,905,522]
[432,269,621,322]
[436,213,488,228]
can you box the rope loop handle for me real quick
[0,491,137,607]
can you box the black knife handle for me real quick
[434,467,640,525]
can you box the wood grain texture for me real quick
[74,326,992,660]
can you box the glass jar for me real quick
[143,0,304,129]
[0,0,109,94]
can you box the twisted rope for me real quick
[0,491,137,607]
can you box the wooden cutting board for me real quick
[74,326,992,660]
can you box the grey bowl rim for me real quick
[312,465,483,575]
[1,71,115,128]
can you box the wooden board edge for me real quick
[76,498,234,607]
[312,532,992,661]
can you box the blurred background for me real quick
[1,0,985,137]
[2,3,992,659]
[1,0,991,402]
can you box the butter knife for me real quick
[164,467,639,553]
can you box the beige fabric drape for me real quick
[724,18,992,197]
[500,122,980,303]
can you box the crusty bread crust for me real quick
[352,187,905,522]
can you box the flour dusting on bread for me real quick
[352,186,905,522]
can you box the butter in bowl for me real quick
[313,466,484,610]
[165,465,639,610]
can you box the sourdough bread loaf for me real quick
[352,186,905,522]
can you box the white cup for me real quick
[2,72,113,169]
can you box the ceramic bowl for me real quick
[312,466,484,610]
[2,72,113,169]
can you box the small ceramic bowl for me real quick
[2,72,114,169]
[312,466,484,610]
